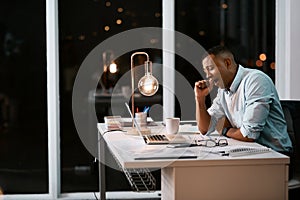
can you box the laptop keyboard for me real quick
[143,134,169,144]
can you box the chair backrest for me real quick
[280,100,300,177]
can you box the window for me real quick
[0,0,48,194]
[58,0,162,192]
[174,0,275,117]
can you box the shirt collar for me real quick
[226,65,245,94]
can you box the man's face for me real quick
[202,54,225,89]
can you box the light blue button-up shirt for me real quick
[207,65,292,152]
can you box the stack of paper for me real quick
[104,116,122,130]
[121,117,156,127]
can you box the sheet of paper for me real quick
[132,146,197,160]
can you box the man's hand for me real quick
[194,80,213,100]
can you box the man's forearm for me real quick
[225,127,254,142]
[195,97,211,134]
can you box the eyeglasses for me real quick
[193,138,228,147]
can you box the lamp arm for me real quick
[130,52,149,128]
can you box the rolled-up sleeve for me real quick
[240,74,273,139]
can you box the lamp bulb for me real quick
[109,63,117,73]
[138,74,159,96]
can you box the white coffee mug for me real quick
[165,117,180,134]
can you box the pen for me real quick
[143,106,150,113]
[201,150,226,155]
[167,143,198,148]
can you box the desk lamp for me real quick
[130,52,159,131]
[101,50,118,92]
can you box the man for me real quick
[194,45,292,154]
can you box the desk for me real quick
[97,123,289,200]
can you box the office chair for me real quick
[280,100,300,195]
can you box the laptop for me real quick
[125,103,189,145]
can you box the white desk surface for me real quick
[97,123,289,169]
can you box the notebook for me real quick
[124,103,188,145]
[223,146,271,157]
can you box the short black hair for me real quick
[207,45,232,56]
[201,45,233,61]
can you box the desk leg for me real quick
[98,132,106,200]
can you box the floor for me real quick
[289,188,300,200]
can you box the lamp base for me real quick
[126,127,151,135]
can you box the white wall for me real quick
[276,0,300,100]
